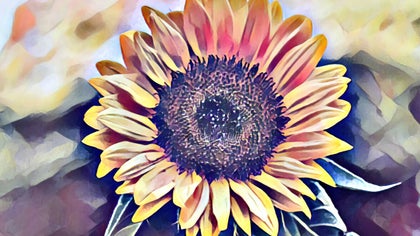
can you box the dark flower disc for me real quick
[154,56,290,181]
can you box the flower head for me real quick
[83,0,352,235]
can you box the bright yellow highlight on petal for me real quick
[82,0,353,235]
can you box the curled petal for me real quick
[96,60,127,75]
[179,180,210,229]
[84,106,105,130]
[173,171,203,208]
[114,155,170,182]
[230,195,251,236]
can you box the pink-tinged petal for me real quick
[134,166,177,205]
[237,0,270,62]
[229,0,248,55]
[146,10,190,72]
[207,0,235,55]
[167,11,185,35]
[272,35,327,96]
[96,60,128,76]
[183,0,216,57]
[179,180,210,229]
[284,76,350,115]
[284,99,351,135]
[256,15,312,73]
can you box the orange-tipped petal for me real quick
[183,0,216,57]
[186,225,199,236]
[132,194,171,222]
[147,11,190,72]
[120,30,139,72]
[272,35,327,96]
[269,1,283,35]
[96,60,128,76]
[179,180,210,229]
[284,99,351,135]
[210,179,230,231]
[209,0,235,55]
[173,171,203,208]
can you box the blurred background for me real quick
[0,0,419,235]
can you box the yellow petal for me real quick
[305,160,336,187]
[272,35,327,96]
[186,225,199,236]
[183,0,216,57]
[114,154,169,182]
[96,161,115,178]
[266,156,322,179]
[274,131,353,160]
[284,76,350,115]
[237,0,270,62]
[251,172,302,207]
[89,77,116,97]
[132,194,171,222]
[279,178,316,200]
[247,182,279,236]
[179,180,210,229]
[210,179,230,231]
[270,190,312,218]
[98,94,123,109]
[228,180,268,223]
[84,106,105,130]
[115,179,136,194]
[147,11,190,72]
[284,99,351,135]
[307,64,347,81]
[96,60,127,76]
[173,171,203,208]
[199,204,220,236]
[101,141,162,162]
[230,195,251,236]
[98,107,157,141]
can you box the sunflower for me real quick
[82,0,352,235]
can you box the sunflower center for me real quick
[154,55,289,181]
[196,95,243,140]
